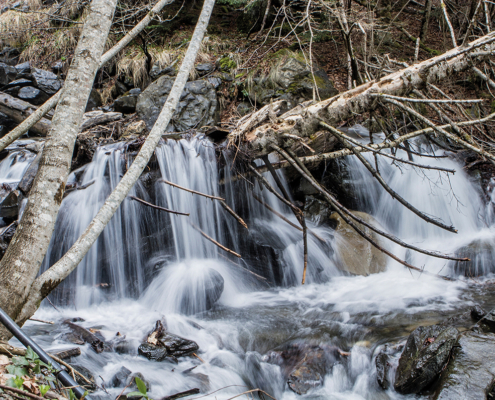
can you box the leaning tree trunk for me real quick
[15,0,217,328]
[229,31,495,158]
[0,0,175,153]
[0,0,118,340]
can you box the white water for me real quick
[5,135,495,399]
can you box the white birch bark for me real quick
[16,0,216,326]
[229,31,495,157]
[0,0,174,153]
[0,0,118,339]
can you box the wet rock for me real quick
[136,76,217,132]
[17,86,50,105]
[128,372,150,391]
[110,366,131,387]
[113,340,137,355]
[137,343,177,362]
[114,95,138,114]
[450,238,495,277]
[375,351,391,389]
[61,321,105,353]
[394,324,458,394]
[304,196,331,226]
[72,364,97,391]
[5,78,32,90]
[329,211,387,276]
[111,80,128,98]
[178,268,224,314]
[265,343,343,395]
[31,68,61,94]
[149,64,176,80]
[434,331,495,399]
[0,221,17,259]
[479,309,495,332]
[0,190,19,219]
[471,305,487,320]
[0,62,17,85]
[86,89,102,112]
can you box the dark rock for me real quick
[114,95,137,114]
[266,343,343,395]
[111,80,128,98]
[471,305,487,320]
[149,64,177,80]
[61,321,105,353]
[0,62,17,85]
[31,68,61,94]
[195,63,214,76]
[138,330,199,362]
[136,76,218,132]
[14,62,30,75]
[0,190,19,219]
[128,372,150,391]
[5,78,33,89]
[51,61,65,74]
[375,351,391,389]
[113,340,137,355]
[480,309,495,332]
[129,88,141,96]
[18,86,50,105]
[110,366,132,387]
[0,221,17,260]
[137,342,177,362]
[72,364,97,391]
[394,324,459,394]
[434,331,495,399]
[86,89,102,112]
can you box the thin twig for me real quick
[128,196,189,216]
[160,179,225,201]
[189,222,241,258]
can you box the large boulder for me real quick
[394,324,459,394]
[329,211,387,276]
[246,49,337,109]
[449,238,495,277]
[136,76,218,132]
[434,331,495,400]
[178,268,224,314]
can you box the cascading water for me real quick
[6,133,495,400]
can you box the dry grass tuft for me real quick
[0,10,45,47]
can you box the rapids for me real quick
[5,134,495,399]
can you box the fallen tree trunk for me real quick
[0,93,51,136]
[229,31,495,158]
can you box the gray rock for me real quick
[18,86,49,105]
[111,80,128,98]
[128,372,150,391]
[72,365,97,391]
[196,63,214,76]
[375,351,391,389]
[207,76,222,89]
[329,211,387,276]
[136,76,218,132]
[0,190,18,219]
[129,88,141,96]
[450,238,495,277]
[0,62,17,85]
[31,68,61,94]
[114,95,137,114]
[471,305,487,320]
[14,62,30,75]
[434,331,495,400]
[51,61,65,73]
[246,51,337,109]
[5,78,32,89]
[149,64,176,80]
[394,324,459,394]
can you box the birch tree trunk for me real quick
[0,0,174,153]
[229,31,495,158]
[15,0,217,328]
[0,0,118,340]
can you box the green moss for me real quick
[490,100,495,113]
[219,56,236,72]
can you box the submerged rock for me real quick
[450,238,495,277]
[136,76,217,132]
[329,211,387,276]
[72,364,97,391]
[61,321,105,353]
[434,331,495,399]
[394,324,458,394]
[375,350,391,389]
[178,268,224,314]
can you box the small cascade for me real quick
[41,143,154,307]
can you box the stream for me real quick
[4,134,495,400]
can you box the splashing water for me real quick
[4,134,495,400]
